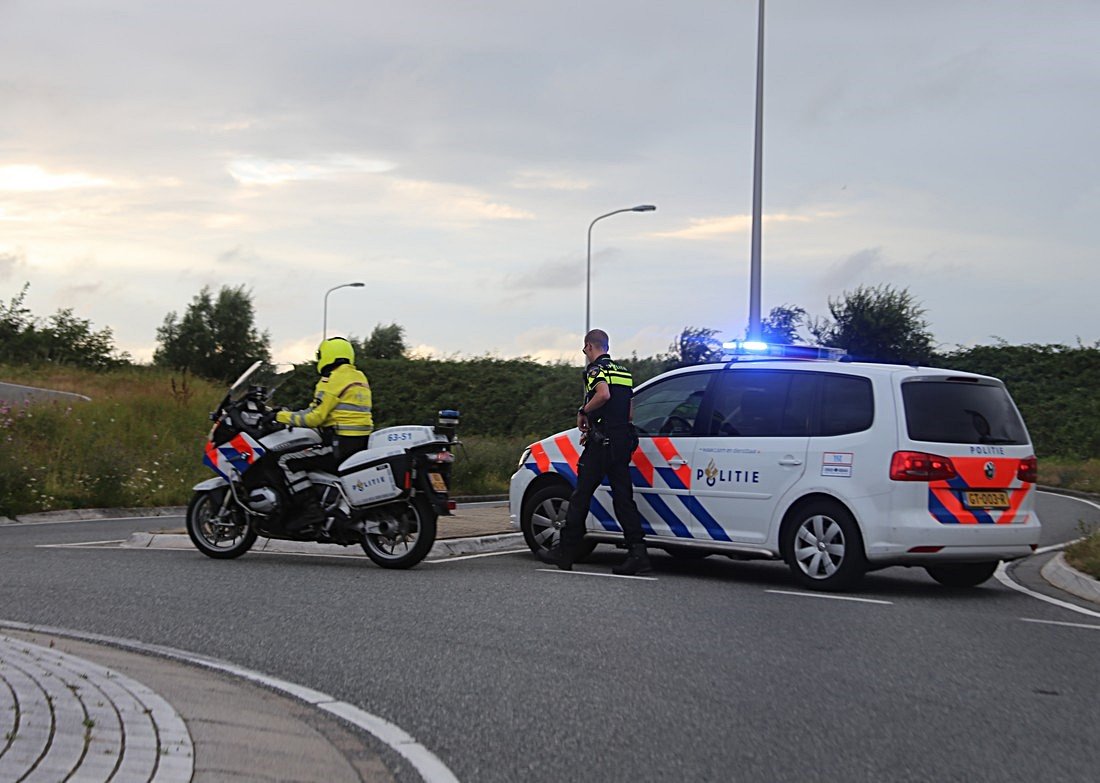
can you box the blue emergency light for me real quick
[721,341,847,362]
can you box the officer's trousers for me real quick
[561,433,645,552]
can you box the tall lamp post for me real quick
[586,204,656,335]
[323,282,365,339]
[747,0,766,341]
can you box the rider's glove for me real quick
[260,409,283,429]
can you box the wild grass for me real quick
[1,365,220,516]
[1064,528,1100,579]
[1037,457,1100,494]
[0,364,542,515]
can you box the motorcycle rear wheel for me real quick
[186,490,257,559]
[360,496,437,569]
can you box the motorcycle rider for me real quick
[268,337,374,534]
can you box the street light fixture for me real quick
[586,204,656,335]
[323,282,365,339]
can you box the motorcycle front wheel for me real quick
[186,490,257,559]
[360,496,437,569]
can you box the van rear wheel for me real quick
[925,561,999,587]
[781,500,866,591]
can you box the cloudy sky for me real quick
[2,0,1097,365]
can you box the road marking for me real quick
[426,548,528,563]
[1020,617,1100,631]
[766,589,893,605]
[994,562,1100,619]
[4,516,183,527]
[38,539,129,547]
[536,568,658,581]
[0,620,459,783]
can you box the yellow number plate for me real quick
[429,472,448,493]
[965,491,1010,509]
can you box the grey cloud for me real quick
[0,249,27,281]
[502,257,584,292]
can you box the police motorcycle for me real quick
[186,360,460,569]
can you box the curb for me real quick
[1,506,187,525]
[1040,552,1100,605]
[123,531,525,560]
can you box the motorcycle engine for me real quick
[245,487,281,514]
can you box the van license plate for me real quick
[965,491,1010,509]
[429,472,448,492]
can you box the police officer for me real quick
[268,337,374,534]
[541,329,651,575]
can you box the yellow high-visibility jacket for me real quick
[276,363,373,437]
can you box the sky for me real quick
[1,0,1098,366]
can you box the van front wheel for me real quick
[781,500,866,591]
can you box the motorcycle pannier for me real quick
[337,449,409,506]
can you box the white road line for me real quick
[2,516,183,527]
[1020,617,1100,631]
[536,568,658,581]
[426,549,528,563]
[38,539,129,547]
[0,620,459,783]
[994,562,1100,619]
[766,589,894,605]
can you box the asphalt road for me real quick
[2,491,1099,782]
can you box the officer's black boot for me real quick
[288,496,326,537]
[612,543,652,576]
[535,543,574,571]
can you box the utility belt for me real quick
[588,422,638,453]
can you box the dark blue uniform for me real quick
[560,354,646,553]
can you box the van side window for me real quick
[818,375,874,436]
[631,371,714,436]
[707,370,813,437]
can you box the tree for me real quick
[808,284,934,364]
[669,326,723,367]
[0,282,126,368]
[154,285,271,381]
[358,322,407,360]
[757,304,808,344]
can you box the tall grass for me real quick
[0,365,543,516]
[0,366,219,516]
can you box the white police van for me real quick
[509,343,1041,590]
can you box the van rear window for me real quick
[901,380,1028,445]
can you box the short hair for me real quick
[584,329,609,352]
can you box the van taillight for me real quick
[890,451,957,482]
[1018,456,1037,483]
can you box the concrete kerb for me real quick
[1041,552,1100,605]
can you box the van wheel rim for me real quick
[530,497,567,550]
[794,514,846,579]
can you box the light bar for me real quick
[721,341,847,361]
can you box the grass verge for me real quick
[1064,531,1100,580]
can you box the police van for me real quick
[509,343,1041,590]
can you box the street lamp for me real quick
[586,204,656,335]
[323,282,365,339]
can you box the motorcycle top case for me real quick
[338,445,409,506]
[368,425,448,449]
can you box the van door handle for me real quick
[778,456,803,466]
[669,458,689,468]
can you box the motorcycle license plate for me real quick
[964,490,1010,509]
[429,472,448,493]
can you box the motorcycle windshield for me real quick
[227,362,296,404]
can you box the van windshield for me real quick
[901,380,1028,445]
